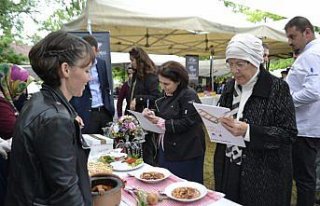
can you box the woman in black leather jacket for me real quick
[143,61,205,183]
[5,31,95,206]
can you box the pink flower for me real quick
[128,122,136,130]
[107,115,144,139]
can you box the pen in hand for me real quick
[146,99,150,109]
[142,108,157,123]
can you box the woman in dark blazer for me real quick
[143,61,205,183]
[214,34,297,206]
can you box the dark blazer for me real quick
[155,86,206,161]
[70,57,115,132]
[5,85,91,206]
[214,69,297,206]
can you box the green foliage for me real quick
[0,0,37,63]
[0,0,37,38]
[221,0,291,72]
[269,58,294,71]
[221,0,284,23]
[40,0,86,32]
[29,34,43,45]
[0,36,27,64]
[0,0,85,64]
[112,66,126,83]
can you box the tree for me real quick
[0,0,39,63]
[270,58,294,71]
[221,0,284,23]
[40,0,86,32]
[0,0,38,38]
[221,0,294,70]
[0,36,27,64]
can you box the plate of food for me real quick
[97,152,127,164]
[133,167,171,183]
[87,161,113,176]
[89,148,127,162]
[164,181,207,202]
[110,156,144,171]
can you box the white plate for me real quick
[133,167,171,183]
[108,151,127,160]
[110,161,144,171]
[164,181,207,202]
[89,149,127,162]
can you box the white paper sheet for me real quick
[128,110,165,134]
[193,103,246,147]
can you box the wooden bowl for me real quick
[91,174,124,206]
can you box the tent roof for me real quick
[64,0,291,58]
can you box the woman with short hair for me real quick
[5,31,95,206]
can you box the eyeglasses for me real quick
[226,61,249,70]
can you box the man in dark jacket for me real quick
[71,35,115,134]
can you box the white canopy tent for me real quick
[63,0,291,58]
[111,52,229,77]
[111,52,184,65]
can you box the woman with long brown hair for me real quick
[128,47,161,166]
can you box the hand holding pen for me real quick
[142,108,158,124]
[146,99,150,109]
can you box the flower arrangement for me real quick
[106,115,144,139]
[102,115,146,157]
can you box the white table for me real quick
[114,164,241,206]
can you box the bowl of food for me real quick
[164,181,207,202]
[133,167,171,183]
[91,174,124,206]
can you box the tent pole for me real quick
[87,19,92,35]
[209,46,215,91]
[209,55,213,91]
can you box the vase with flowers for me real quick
[103,115,145,158]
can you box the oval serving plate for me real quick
[110,161,144,171]
[164,181,207,202]
[133,167,171,183]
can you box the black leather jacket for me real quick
[155,86,206,161]
[5,85,92,206]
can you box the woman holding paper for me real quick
[214,34,297,206]
[143,61,205,183]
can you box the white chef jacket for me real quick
[286,38,320,138]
